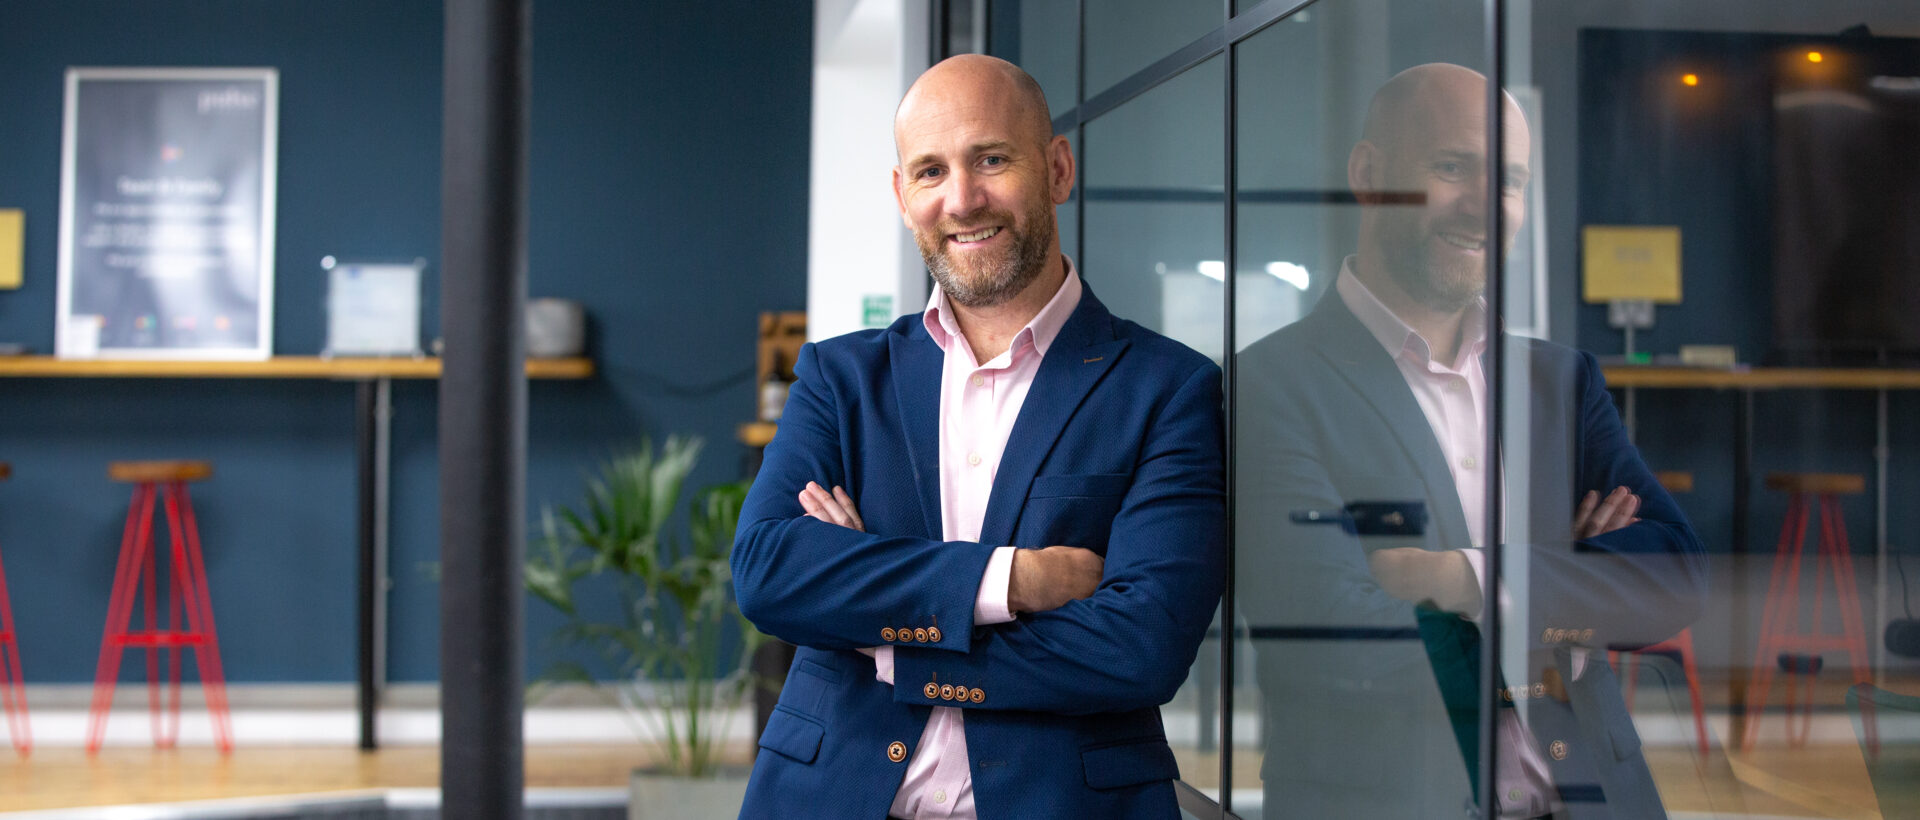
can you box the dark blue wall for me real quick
[1575,28,1920,564]
[0,0,812,683]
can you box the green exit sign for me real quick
[862,294,893,328]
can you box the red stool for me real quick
[87,460,232,754]
[1742,472,1873,753]
[0,462,30,756]
[1610,471,1707,758]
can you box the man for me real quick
[1238,64,1706,818]
[732,54,1226,820]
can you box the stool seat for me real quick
[1763,472,1865,495]
[107,461,212,484]
[1655,471,1694,493]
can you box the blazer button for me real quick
[940,684,955,700]
[924,682,940,699]
[888,741,907,763]
[952,686,970,702]
[898,625,914,641]
[881,627,896,642]
[927,626,943,643]
[914,628,929,643]
[968,688,984,703]
[1549,740,1568,761]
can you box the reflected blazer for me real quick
[731,284,1226,820]
[1236,293,1707,820]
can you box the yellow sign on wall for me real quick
[1583,225,1681,303]
[0,209,21,290]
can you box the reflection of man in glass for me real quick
[1238,64,1705,818]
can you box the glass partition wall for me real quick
[991,1,1920,817]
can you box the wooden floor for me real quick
[0,743,733,813]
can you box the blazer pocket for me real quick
[758,707,824,764]
[1081,737,1178,791]
[778,657,841,717]
[1029,472,1131,499]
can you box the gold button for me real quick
[940,684,955,700]
[913,628,929,643]
[1550,740,1568,761]
[881,627,896,642]
[1541,627,1555,643]
[1580,628,1595,642]
[927,626,943,643]
[969,688,984,703]
[898,625,913,640]
[888,741,907,763]
[953,686,970,702]
[924,682,939,699]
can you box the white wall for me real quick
[806,0,930,342]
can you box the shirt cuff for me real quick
[871,645,894,685]
[974,546,1018,625]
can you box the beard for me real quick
[918,199,1055,309]
[1376,213,1487,314]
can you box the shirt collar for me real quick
[1334,255,1488,370]
[923,257,1083,363]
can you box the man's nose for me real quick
[943,168,990,219]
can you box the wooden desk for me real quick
[0,355,594,748]
[1601,364,1920,744]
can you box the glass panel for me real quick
[991,0,1079,121]
[1232,2,1494,817]
[1503,2,1920,818]
[1085,0,1222,99]
[1081,55,1226,796]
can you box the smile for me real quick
[1438,232,1485,251]
[951,227,1001,244]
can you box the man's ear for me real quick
[1047,135,1076,205]
[1348,140,1380,206]
[892,166,913,229]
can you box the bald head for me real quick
[1360,63,1527,155]
[895,54,1054,162]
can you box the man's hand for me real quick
[1573,485,1639,539]
[1367,548,1479,615]
[1008,546,1104,614]
[798,481,864,532]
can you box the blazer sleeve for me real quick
[1516,350,1707,652]
[888,362,1228,715]
[731,341,998,652]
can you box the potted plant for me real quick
[524,435,764,819]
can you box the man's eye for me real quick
[981,156,1006,167]
[1435,162,1464,177]
[918,167,943,180]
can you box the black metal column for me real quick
[356,379,378,750]
[439,0,530,816]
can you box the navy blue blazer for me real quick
[1236,294,1707,819]
[732,285,1227,820]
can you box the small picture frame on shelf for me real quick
[322,256,425,359]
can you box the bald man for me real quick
[732,55,1226,820]
[1236,65,1704,818]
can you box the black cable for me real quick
[1896,551,1914,619]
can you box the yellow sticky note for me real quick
[0,210,20,290]
[1583,225,1681,303]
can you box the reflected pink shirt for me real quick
[866,261,1083,819]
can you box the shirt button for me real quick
[935,789,948,804]
[1508,789,1522,802]
[971,374,985,387]
[1451,380,1468,393]
[967,452,982,466]
[1461,456,1478,470]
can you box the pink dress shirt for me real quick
[1336,260,1561,818]
[866,262,1084,819]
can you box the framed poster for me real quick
[57,68,279,359]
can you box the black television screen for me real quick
[1771,39,1920,365]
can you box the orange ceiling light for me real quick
[1682,73,1700,87]
[1807,51,1825,63]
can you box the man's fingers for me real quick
[1604,492,1641,534]
[800,481,855,529]
[832,486,865,532]
[1572,490,1599,535]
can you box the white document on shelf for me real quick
[325,262,421,357]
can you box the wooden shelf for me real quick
[738,421,777,448]
[1602,365,1920,390]
[0,355,594,380]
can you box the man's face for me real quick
[1368,96,1531,312]
[893,84,1068,309]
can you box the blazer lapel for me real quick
[889,321,946,540]
[977,286,1127,548]
[1305,296,1473,548]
